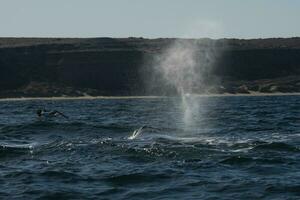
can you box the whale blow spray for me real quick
[152,39,218,128]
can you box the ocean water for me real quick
[0,95,299,199]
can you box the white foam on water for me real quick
[128,126,145,140]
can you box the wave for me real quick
[40,170,82,180]
[103,172,171,186]
[0,121,88,133]
[0,120,136,135]
[0,144,34,159]
[220,156,253,165]
[251,142,300,152]
[220,156,286,165]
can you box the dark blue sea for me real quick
[0,95,299,199]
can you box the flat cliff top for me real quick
[0,37,300,51]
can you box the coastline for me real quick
[0,92,299,101]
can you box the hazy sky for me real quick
[0,0,299,39]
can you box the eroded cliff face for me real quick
[0,37,299,97]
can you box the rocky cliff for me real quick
[0,37,299,97]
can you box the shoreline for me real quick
[0,92,299,101]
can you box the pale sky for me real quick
[0,0,299,39]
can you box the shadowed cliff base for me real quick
[0,37,299,98]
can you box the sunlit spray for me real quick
[151,38,219,130]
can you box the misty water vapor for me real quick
[149,39,220,129]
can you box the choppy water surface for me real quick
[0,95,299,199]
